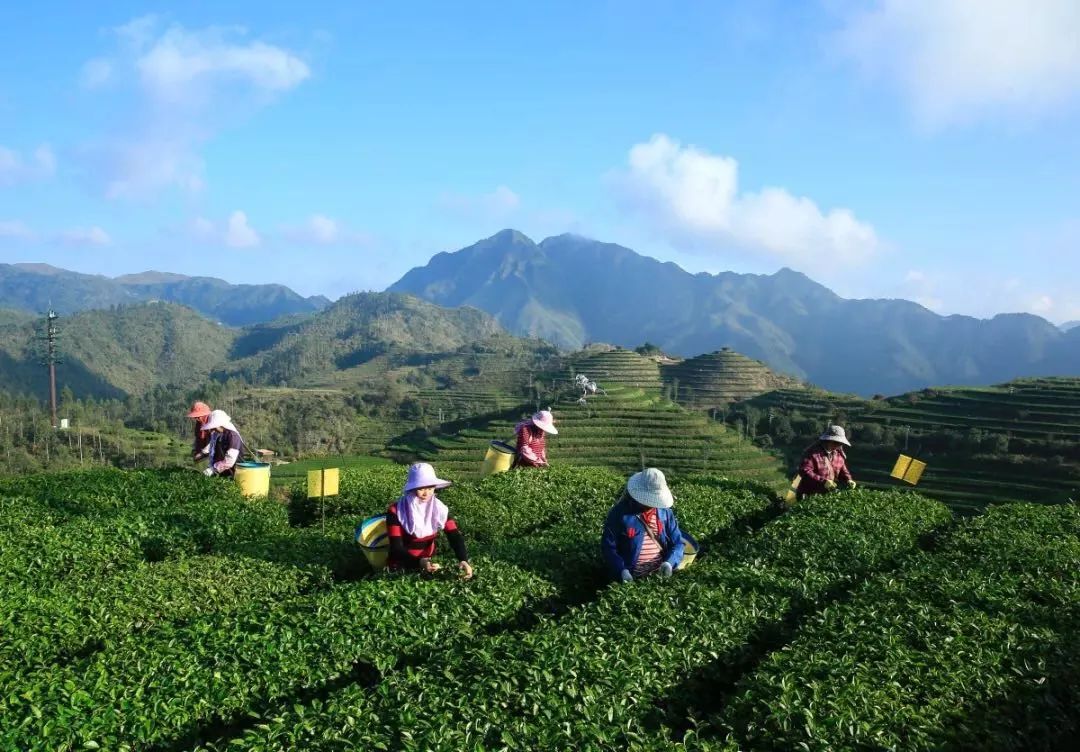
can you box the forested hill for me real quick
[0,263,329,326]
[389,230,1080,395]
[222,292,504,385]
[0,302,236,399]
[0,292,504,401]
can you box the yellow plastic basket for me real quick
[355,514,390,570]
[676,532,700,570]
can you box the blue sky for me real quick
[1,1,1078,322]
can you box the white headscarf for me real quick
[395,491,449,538]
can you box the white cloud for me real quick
[78,17,309,198]
[307,214,339,243]
[59,226,112,246]
[281,213,375,246]
[0,220,36,240]
[190,216,216,239]
[136,26,309,105]
[438,185,522,218]
[225,210,260,248]
[1030,295,1055,314]
[612,134,878,261]
[0,144,57,186]
[837,0,1080,126]
[80,58,113,89]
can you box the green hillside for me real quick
[405,382,784,483]
[224,292,503,386]
[564,347,663,391]
[661,347,804,409]
[0,308,34,328]
[0,302,236,399]
[0,263,327,326]
[730,377,1080,509]
[409,336,559,421]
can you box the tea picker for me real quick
[357,463,473,578]
[200,409,273,498]
[796,425,857,499]
[513,409,558,468]
[601,468,699,582]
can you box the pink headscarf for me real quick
[395,491,449,538]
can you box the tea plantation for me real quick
[2,465,1077,750]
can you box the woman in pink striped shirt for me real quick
[513,410,558,468]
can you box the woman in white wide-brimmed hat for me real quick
[512,409,558,468]
[601,468,685,583]
[797,425,856,497]
[386,462,473,579]
[200,409,248,478]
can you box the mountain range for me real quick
[0,263,329,326]
[390,230,1080,395]
[2,230,1077,397]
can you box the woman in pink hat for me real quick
[513,409,557,468]
[186,401,213,463]
[386,463,473,579]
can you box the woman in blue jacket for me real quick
[601,467,684,583]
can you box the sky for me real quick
[1,0,1079,323]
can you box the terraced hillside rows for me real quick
[3,465,1077,750]
[661,349,804,409]
[562,348,664,391]
[733,377,1080,509]
[409,383,785,483]
[363,337,556,423]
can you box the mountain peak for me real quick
[386,231,1077,394]
[11,262,69,275]
[487,228,535,245]
[115,271,191,284]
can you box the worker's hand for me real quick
[846,480,858,490]
[458,561,474,580]
[202,467,214,477]
[419,558,441,574]
[658,562,673,578]
[824,479,838,491]
[620,569,633,584]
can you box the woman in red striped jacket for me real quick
[386,463,473,579]
[513,410,558,468]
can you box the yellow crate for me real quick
[307,467,340,498]
[890,455,927,485]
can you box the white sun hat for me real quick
[626,467,675,509]
[403,462,453,493]
[818,425,851,447]
[203,409,237,433]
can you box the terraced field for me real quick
[407,383,785,484]
[661,348,803,409]
[737,377,1080,509]
[562,348,664,391]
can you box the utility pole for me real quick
[42,310,60,429]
